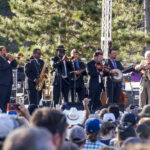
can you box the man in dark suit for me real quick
[25,48,44,105]
[70,49,87,102]
[0,46,17,112]
[87,52,109,112]
[106,48,124,104]
[51,45,73,105]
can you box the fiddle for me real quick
[96,63,110,72]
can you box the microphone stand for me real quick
[59,72,62,105]
[128,75,135,105]
[33,59,40,106]
[72,60,77,102]
[57,57,63,105]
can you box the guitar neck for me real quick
[122,65,133,73]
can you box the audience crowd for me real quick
[1,98,150,150]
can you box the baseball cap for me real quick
[121,113,136,126]
[103,113,116,122]
[85,118,102,133]
[69,125,86,144]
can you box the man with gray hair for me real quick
[2,127,56,150]
[135,51,150,107]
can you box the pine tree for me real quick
[0,0,149,63]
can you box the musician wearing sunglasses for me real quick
[70,49,87,103]
[0,46,17,112]
[25,48,44,105]
[51,45,73,105]
[87,52,109,112]
[135,51,150,107]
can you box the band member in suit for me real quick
[97,48,105,92]
[51,45,73,105]
[0,46,17,112]
[25,48,44,105]
[70,49,87,102]
[135,51,150,107]
[87,52,109,112]
[106,48,124,104]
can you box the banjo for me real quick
[111,65,134,82]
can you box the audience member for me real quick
[123,143,150,150]
[69,125,86,149]
[31,108,67,150]
[0,114,19,150]
[83,118,105,150]
[121,137,142,148]
[108,105,120,126]
[138,117,150,127]
[103,113,116,123]
[62,141,79,150]
[138,104,150,118]
[136,123,150,140]
[120,113,137,127]
[115,123,136,147]
[100,122,116,145]
[2,127,56,150]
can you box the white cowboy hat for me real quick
[63,107,85,125]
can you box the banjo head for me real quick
[112,69,123,82]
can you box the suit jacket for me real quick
[51,56,73,86]
[25,56,44,90]
[87,60,109,90]
[70,61,87,88]
[0,56,17,86]
[106,59,124,87]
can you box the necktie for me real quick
[74,61,80,70]
[112,60,117,69]
[62,61,67,78]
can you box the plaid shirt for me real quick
[83,139,105,150]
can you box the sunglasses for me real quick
[59,51,65,53]
[36,52,42,55]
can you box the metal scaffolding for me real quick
[101,0,112,59]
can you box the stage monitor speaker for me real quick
[126,89,139,106]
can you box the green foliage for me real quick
[0,0,148,63]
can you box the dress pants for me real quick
[106,82,121,104]
[139,79,150,107]
[0,84,12,112]
[71,86,85,102]
[89,88,102,112]
[28,88,42,105]
[53,77,70,105]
